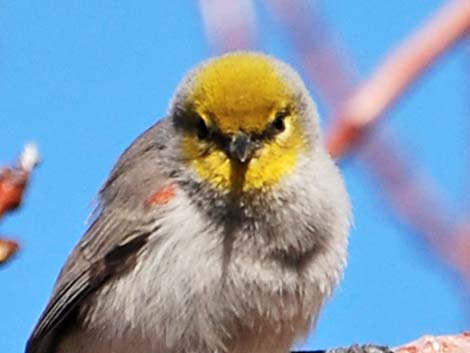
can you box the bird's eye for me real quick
[272,111,288,133]
[196,115,209,140]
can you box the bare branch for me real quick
[199,0,257,53]
[0,239,20,264]
[0,143,40,265]
[327,0,470,158]
[395,332,470,353]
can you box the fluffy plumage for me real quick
[26,52,351,353]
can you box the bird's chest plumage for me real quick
[74,190,324,353]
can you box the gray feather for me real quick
[26,123,169,353]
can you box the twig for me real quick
[0,143,40,265]
[292,332,470,353]
[327,0,470,158]
[199,0,257,53]
[395,332,470,353]
[0,239,20,264]
[358,133,470,281]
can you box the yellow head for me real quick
[171,52,317,194]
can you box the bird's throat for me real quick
[183,136,304,193]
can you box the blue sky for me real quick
[1,1,468,352]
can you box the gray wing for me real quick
[26,120,171,353]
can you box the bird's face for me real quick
[172,53,311,194]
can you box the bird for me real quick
[26,52,352,353]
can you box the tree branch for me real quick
[0,143,40,265]
[326,0,470,158]
[293,333,470,353]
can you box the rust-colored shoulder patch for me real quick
[148,184,176,205]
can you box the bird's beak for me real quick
[228,133,256,164]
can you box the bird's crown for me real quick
[187,53,296,135]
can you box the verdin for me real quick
[27,52,353,353]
